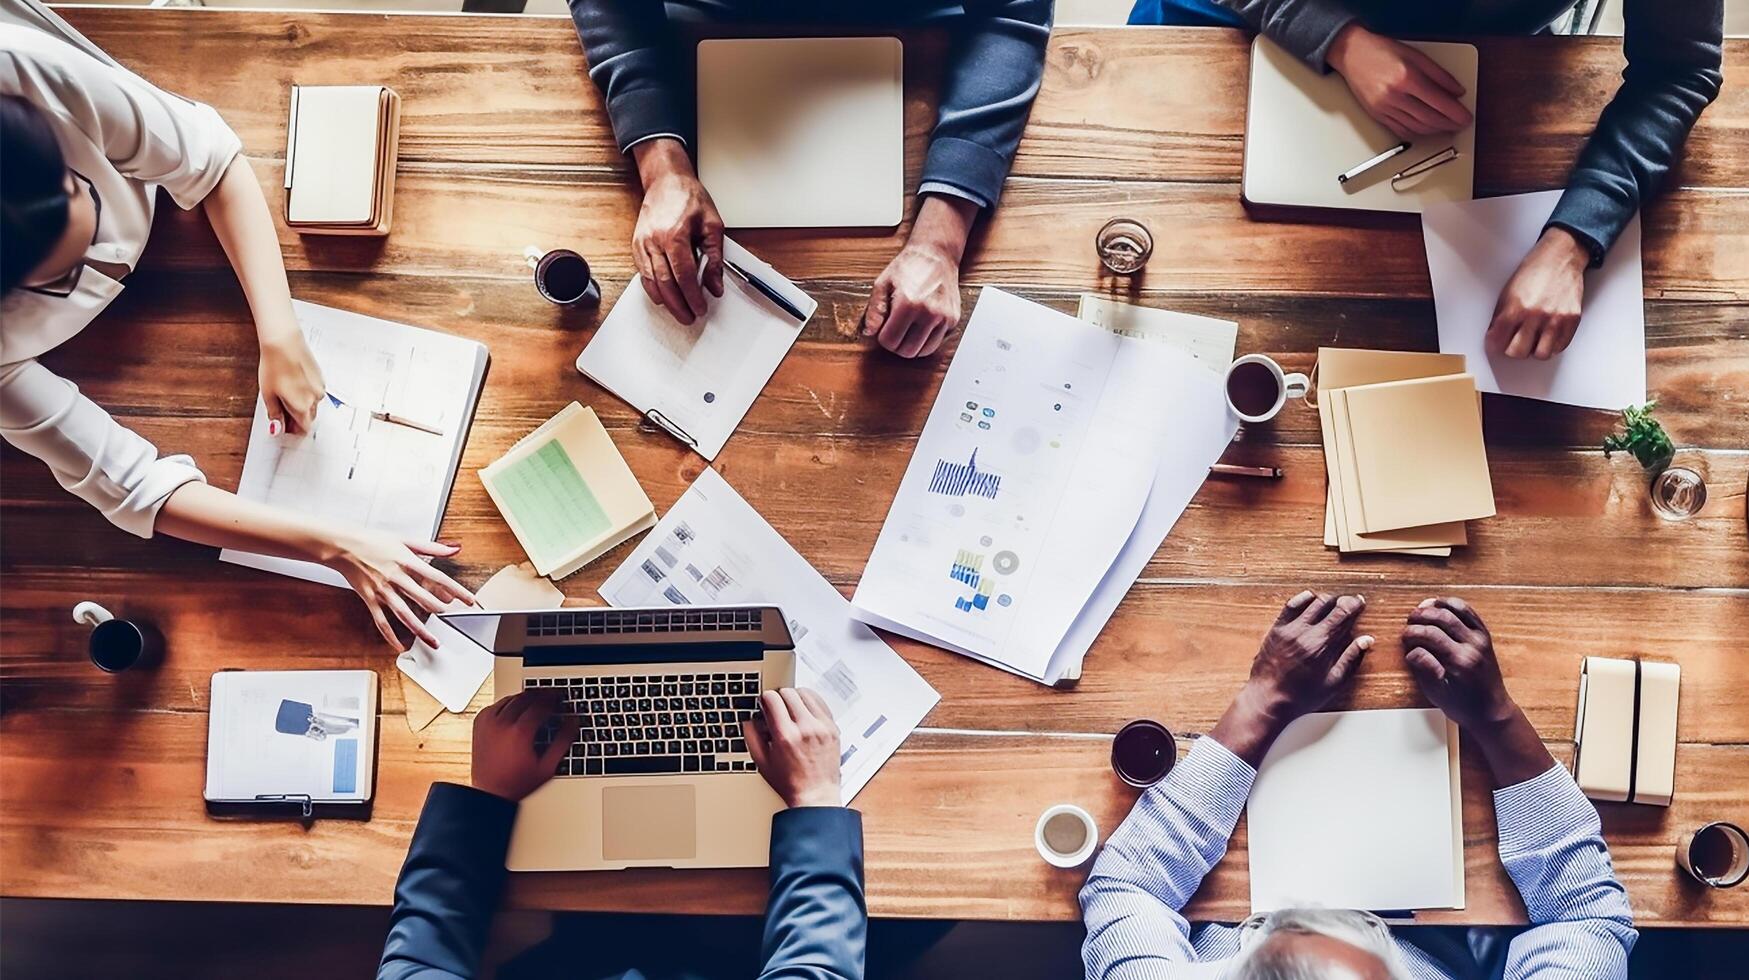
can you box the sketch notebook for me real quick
[479,402,655,580]
[1248,708,1465,913]
[221,302,487,588]
[1244,36,1476,213]
[205,670,379,815]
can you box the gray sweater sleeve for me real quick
[1217,0,1359,70]
[1545,0,1724,261]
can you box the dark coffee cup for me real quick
[1680,821,1749,888]
[1111,718,1178,788]
[75,602,162,673]
[525,246,600,306]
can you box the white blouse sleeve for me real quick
[1,358,207,538]
[0,24,243,209]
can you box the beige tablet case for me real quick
[697,37,904,229]
[1341,374,1496,534]
[1243,37,1477,213]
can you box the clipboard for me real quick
[204,670,379,821]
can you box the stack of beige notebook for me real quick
[283,85,400,235]
[1319,349,1496,556]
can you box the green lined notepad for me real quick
[480,403,656,579]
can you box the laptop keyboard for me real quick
[528,670,763,778]
[525,607,763,637]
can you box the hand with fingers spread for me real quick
[257,330,325,436]
[1327,24,1473,141]
[1485,227,1590,361]
[323,528,478,651]
[472,689,580,802]
[631,138,724,326]
[862,195,976,360]
[1211,590,1373,766]
[742,688,842,809]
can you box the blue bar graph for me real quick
[929,448,1001,499]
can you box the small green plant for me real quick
[1602,401,1675,471]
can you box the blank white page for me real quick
[1248,708,1464,913]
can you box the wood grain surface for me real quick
[2,9,1745,928]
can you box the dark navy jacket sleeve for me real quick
[378,783,518,980]
[759,806,867,980]
[567,0,688,152]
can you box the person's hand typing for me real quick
[472,689,580,803]
[1211,591,1373,766]
[1327,24,1472,140]
[862,195,976,359]
[1485,227,1590,360]
[631,138,724,326]
[743,688,842,808]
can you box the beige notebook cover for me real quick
[1244,37,1477,213]
[697,37,903,229]
[479,403,656,580]
[285,85,397,229]
[1324,388,1465,554]
[1341,374,1495,534]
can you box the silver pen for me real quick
[1336,141,1411,185]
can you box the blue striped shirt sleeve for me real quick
[1080,736,1255,979]
[1494,764,1637,979]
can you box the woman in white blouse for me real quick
[1,24,472,650]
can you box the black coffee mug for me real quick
[525,246,600,306]
[75,601,162,673]
[1112,718,1178,788]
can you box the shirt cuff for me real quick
[1493,763,1598,857]
[624,132,687,154]
[921,137,1010,209]
[918,181,989,210]
[1148,735,1256,832]
[124,453,207,539]
[161,101,244,211]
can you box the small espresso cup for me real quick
[1225,353,1310,423]
[1111,719,1179,788]
[524,246,601,306]
[73,601,162,673]
[1035,804,1099,869]
[1678,821,1749,888]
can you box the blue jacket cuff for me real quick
[922,137,1011,209]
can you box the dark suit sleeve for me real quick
[922,0,1054,207]
[566,0,688,152]
[1215,0,1360,70]
[377,783,518,980]
[758,806,867,980]
[1545,0,1723,261]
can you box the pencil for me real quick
[1210,463,1282,479]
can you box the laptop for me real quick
[696,36,904,229]
[440,605,796,871]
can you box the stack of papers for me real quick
[1319,349,1494,556]
[851,288,1237,684]
[284,85,400,236]
[600,468,938,803]
[1248,708,1465,913]
[479,402,655,580]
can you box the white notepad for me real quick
[204,670,378,809]
[1243,36,1476,213]
[1248,708,1465,913]
[221,301,488,588]
[576,237,816,460]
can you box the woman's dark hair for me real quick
[1,94,72,295]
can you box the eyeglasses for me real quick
[23,171,103,299]
[1391,147,1460,189]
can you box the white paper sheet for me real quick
[599,467,938,803]
[1076,295,1239,377]
[1423,190,1646,411]
[850,288,1178,681]
[398,564,564,713]
[1248,708,1465,913]
[221,301,487,587]
[205,670,377,803]
[576,238,816,460]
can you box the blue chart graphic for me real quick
[929,448,1001,499]
[950,550,993,612]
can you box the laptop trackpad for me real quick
[602,785,698,862]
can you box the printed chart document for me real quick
[851,288,1180,682]
[205,670,378,809]
[222,301,487,587]
[1076,295,1238,377]
[1248,708,1465,913]
[600,467,938,802]
[1423,189,1646,411]
[577,237,817,460]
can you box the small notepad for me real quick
[1338,373,1496,534]
[480,403,655,579]
[205,670,378,812]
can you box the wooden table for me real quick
[2,9,1745,927]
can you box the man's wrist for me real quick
[1536,226,1592,270]
[908,195,977,265]
[632,137,695,187]
[787,785,843,809]
[1208,683,1294,768]
[1325,22,1369,76]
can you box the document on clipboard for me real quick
[576,237,817,460]
[204,670,378,819]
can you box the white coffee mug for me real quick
[1035,804,1099,868]
[1225,353,1310,423]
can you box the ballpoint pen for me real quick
[325,390,445,437]
[1336,141,1411,185]
[724,258,807,322]
[1210,463,1283,479]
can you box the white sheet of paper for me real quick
[1248,708,1465,913]
[576,237,816,460]
[1076,295,1239,377]
[850,288,1177,682]
[397,564,564,713]
[600,467,939,803]
[221,301,486,587]
[1423,190,1646,411]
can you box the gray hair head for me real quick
[1227,907,1412,980]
